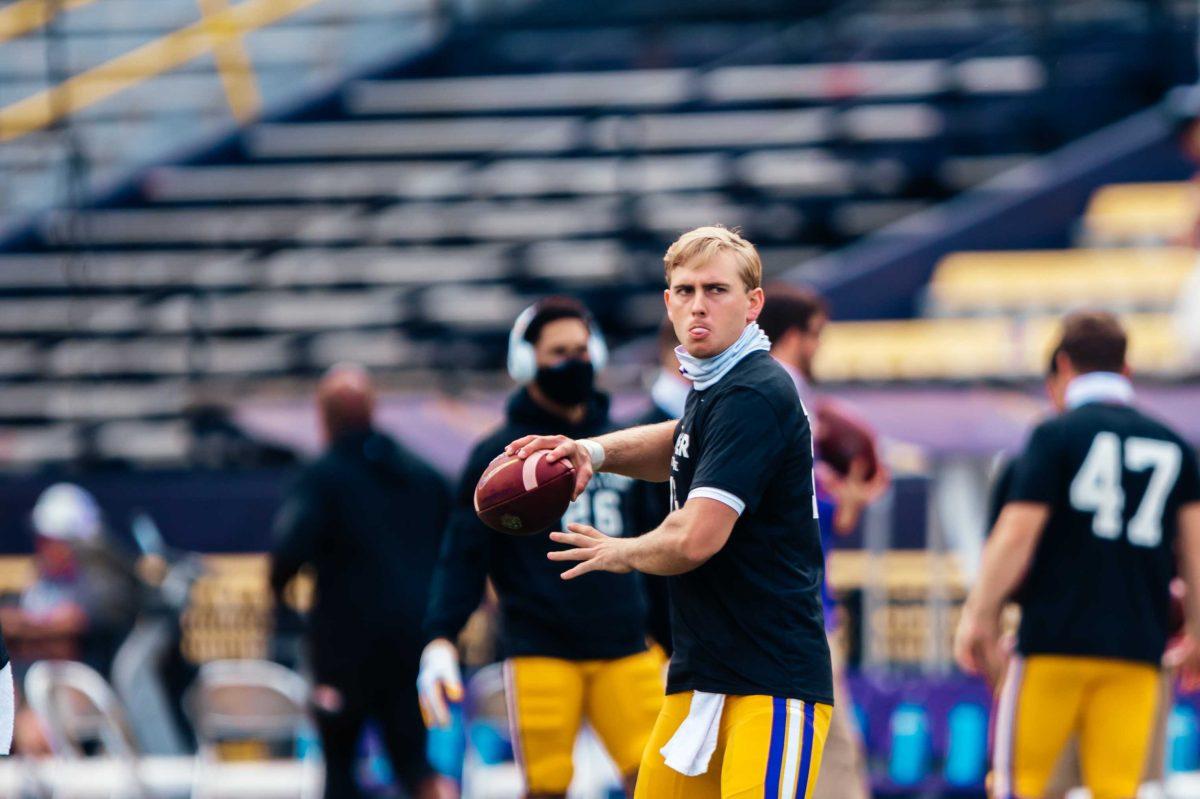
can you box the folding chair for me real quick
[184,659,318,799]
[24,660,150,799]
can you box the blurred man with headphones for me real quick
[419,297,663,798]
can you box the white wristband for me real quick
[579,439,605,470]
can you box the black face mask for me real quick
[535,359,595,406]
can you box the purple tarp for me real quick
[235,383,1200,477]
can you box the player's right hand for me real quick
[505,434,594,499]
[417,638,463,729]
[1164,633,1200,693]
[953,611,1003,680]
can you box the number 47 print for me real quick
[1070,433,1181,547]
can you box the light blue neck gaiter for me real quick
[674,322,772,391]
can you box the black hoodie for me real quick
[424,388,648,660]
[271,428,451,679]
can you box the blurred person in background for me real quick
[980,348,1068,686]
[270,364,454,799]
[419,297,662,799]
[955,311,1200,799]
[756,284,887,799]
[758,284,890,535]
[626,319,691,655]
[985,346,1193,799]
[3,483,140,754]
[4,484,140,670]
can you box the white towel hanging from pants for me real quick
[660,691,726,776]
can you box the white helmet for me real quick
[31,483,102,542]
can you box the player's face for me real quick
[533,317,591,368]
[665,250,764,359]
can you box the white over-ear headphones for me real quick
[507,300,609,384]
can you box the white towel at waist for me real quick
[660,691,726,776]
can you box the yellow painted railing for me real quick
[0,0,326,142]
[0,0,98,45]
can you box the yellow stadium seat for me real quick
[1023,312,1189,376]
[1083,182,1197,246]
[928,248,1195,315]
[817,313,1187,382]
[814,318,1012,381]
[1125,313,1187,375]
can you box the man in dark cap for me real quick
[271,364,454,799]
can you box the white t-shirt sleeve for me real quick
[687,487,746,516]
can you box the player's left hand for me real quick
[547,523,633,579]
[953,610,1004,679]
[505,434,594,499]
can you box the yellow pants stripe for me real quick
[992,654,1159,799]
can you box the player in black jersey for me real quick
[986,345,1193,799]
[955,311,1200,799]
[419,298,662,799]
[508,226,833,798]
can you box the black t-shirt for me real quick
[666,350,832,704]
[1009,402,1200,665]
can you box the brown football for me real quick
[474,451,575,536]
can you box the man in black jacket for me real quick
[271,365,453,799]
[418,298,663,799]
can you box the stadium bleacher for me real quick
[5,3,1200,796]
[927,247,1194,315]
[0,0,444,217]
[3,0,1187,468]
[806,159,1200,384]
[1081,180,1196,245]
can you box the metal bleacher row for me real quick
[816,313,1188,382]
[1081,181,1197,246]
[0,0,443,216]
[0,0,1187,466]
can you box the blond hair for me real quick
[663,225,762,292]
